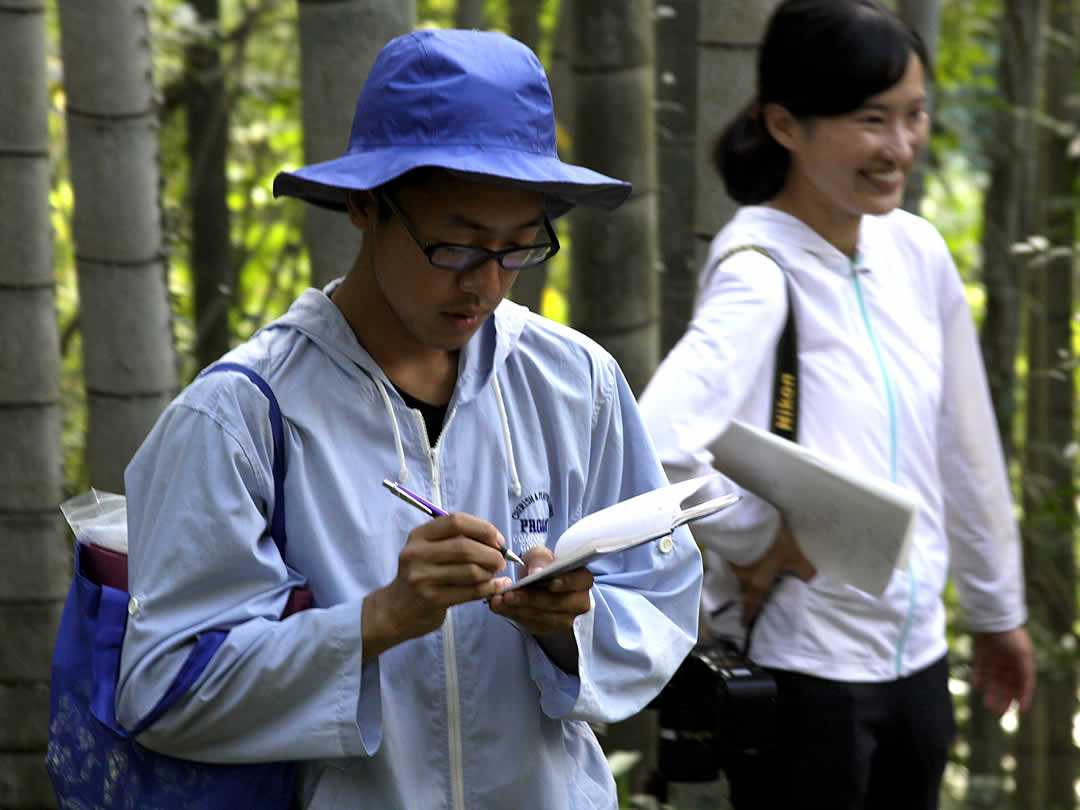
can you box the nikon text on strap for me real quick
[712,245,798,442]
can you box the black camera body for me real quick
[653,638,778,783]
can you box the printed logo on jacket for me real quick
[511,490,553,553]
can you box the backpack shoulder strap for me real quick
[200,362,287,555]
[130,363,288,736]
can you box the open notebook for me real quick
[507,473,738,591]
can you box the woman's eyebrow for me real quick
[861,94,927,113]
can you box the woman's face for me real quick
[775,52,930,227]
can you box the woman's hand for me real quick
[729,524,816,625]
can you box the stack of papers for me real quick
[709,419,920,597]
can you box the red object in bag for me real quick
[79,541,310,618]
[81,543,128,591]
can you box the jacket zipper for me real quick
[414,410,467,810]
[850,263,917,678]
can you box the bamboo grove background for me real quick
[0,0,1076,807]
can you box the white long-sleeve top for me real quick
[639,205,1027,682]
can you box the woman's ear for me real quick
[761,103,799,152]
[345,190,377,230]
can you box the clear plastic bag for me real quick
[59,489,128,554]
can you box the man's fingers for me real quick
[419,581,503,608]
[490,582,592,636]
[522,545,556,569]
[402,532,506,574]
[545,567,594,593]
[410,561,504,588]
[420,512,507,553]
[502,584,591,615]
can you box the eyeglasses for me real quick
[379,192,559,271]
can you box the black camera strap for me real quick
[652,254,795,771]
[712,245,798,442]
[711,245,799,658]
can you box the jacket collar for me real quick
[733,206,884,276]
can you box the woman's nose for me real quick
[882,124,917,163]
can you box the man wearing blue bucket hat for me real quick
[116,28,703,809]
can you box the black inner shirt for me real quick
[394,385,449,446]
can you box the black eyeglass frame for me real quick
[379,192,560,271]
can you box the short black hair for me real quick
[372,167,444,220]
[714,0,931,205]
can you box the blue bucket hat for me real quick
[272,29,630,219]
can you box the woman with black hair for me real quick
[640,1,1034,808]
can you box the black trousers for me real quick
[723,654,955,810]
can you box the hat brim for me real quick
[272,145,631,219]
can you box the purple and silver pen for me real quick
[382,479,526,566]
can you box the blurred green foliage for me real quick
[44,6,1078,804]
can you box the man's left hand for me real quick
[488,546,594,635]
[488,546,593,673]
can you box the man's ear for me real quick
[345,190,378,230]
[761,103,800,152]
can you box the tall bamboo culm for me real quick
[0,1,67,806]
[57,0,177,493]
[296,0,415,290]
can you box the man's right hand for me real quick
[361,513,508,660]
[729,524,815,625]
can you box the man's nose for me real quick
[457,256,506,296]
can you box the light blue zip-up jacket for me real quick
[116,286,702,809]
[640,206,1026,683]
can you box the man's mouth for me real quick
[444,309,488,329]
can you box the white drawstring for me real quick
[374,378,409,484]
[375,373,519,497]
[491,375,521,497]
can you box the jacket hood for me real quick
[723,206,909,278]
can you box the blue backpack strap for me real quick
[201,362,288,553]
[131,362,286,735]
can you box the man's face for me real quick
[368,174,547,354]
